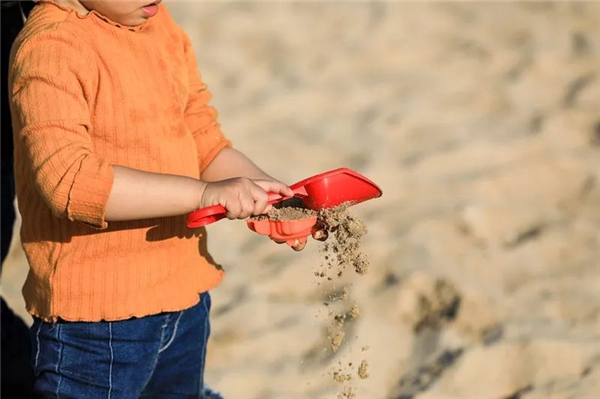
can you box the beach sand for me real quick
[2,2,599,398]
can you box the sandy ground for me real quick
[2,2,600,398]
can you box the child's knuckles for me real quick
[240,201,255,218]
[226,202,242,219]
[225,205,238,218]
[239,206,254,219]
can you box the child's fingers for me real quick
[249,185,269,215]
[271,238,307,250]
[224,199,242,219]
[237,192,257,219]
[216,178,264,219]
[291,240,307,251]
[312,229,328,241]
[253,179,294,198]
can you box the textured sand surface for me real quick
[2,2,599,398]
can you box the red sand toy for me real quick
[246,216,319,247]
[187,167,382,245]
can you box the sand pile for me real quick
[254,197,317,221]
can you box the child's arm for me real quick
[201,147,279,182]
[10,30,113,229]
[105,165,292,221]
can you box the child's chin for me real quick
[121,16,148,27]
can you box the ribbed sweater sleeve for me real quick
[181,30,231,173]
[10,28,114,229]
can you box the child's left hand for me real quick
[273,227,328,251]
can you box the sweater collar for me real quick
[36,0,152,32]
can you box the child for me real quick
[9,0,318,396]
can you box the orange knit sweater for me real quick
[9,2,230,322]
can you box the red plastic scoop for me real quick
[246,217,318,247]
[187,168,382,228]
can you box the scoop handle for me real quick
[186,192,286,228]
[186,204,228,228]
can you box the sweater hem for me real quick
[27,289,208,323]
[26,268,224,323]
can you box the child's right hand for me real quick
[199,178,293,220]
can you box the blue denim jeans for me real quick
[30,292,221,398]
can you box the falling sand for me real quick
[358,360,369,379]
[333,371,352,383]
[254,201,371,397]
[314,204,370,397]
[255,201,369,278]
[318,204,369,276]
[331,329,345,352]
[349,303,359,320]
[337,387,357,399]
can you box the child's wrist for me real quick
[196,180,209,210]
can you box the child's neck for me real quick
[54,0,90,16]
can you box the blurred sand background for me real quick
[2,1,600,398]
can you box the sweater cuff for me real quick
[66,160,114,229]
